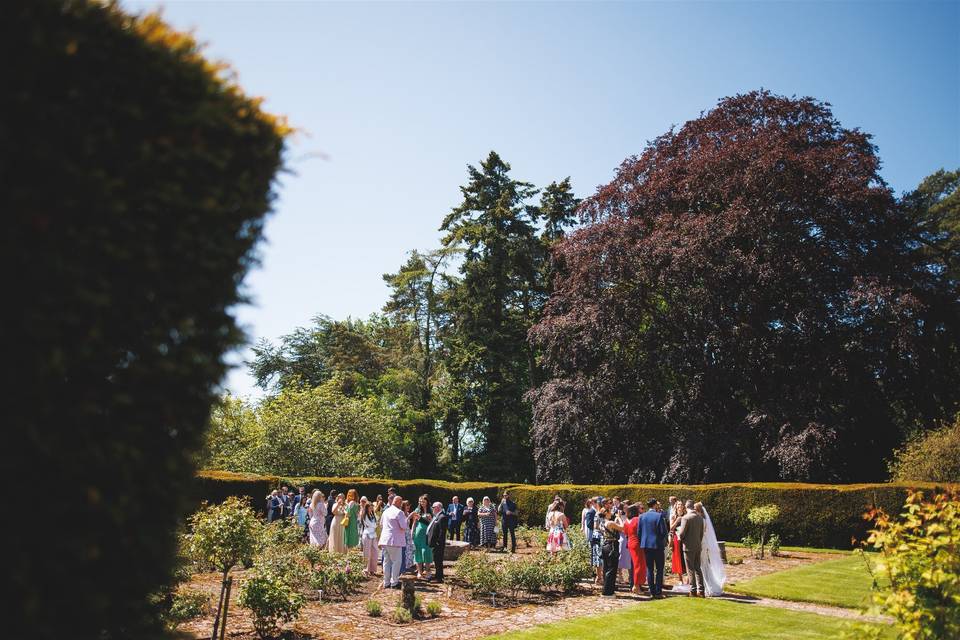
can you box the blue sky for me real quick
[124,0,959,398]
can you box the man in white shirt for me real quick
[378,495,408,589]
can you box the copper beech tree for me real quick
[529,91,960,484]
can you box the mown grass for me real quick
[727,555,880,609]
[483,597,891,639]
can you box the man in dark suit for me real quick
[426,501,449,583]
[291,486,306,511]
[498,491,518,553]
[324,490,338,534]
[447,496,464,540]
[279,485,292,519]
[639,498,668,597]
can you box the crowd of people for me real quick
[265,486,522,588]
[265,486,724,598]
[544,493,726,597]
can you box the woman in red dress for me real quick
[623,503,647,593]
[670,500,687,585]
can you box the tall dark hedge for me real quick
[3,2,287,637]
[196,471,957,549]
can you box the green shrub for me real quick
[501,555,547,597]
[194,472,957,547]
[186,497,262,576]
[516,525,548,548]
[308,550,366,600]
[237,573,305,639]
[858,490,960,640]
[166,589,209,625]
[769,533,782,557]
[889,416,960,483]
[425,601,442,618]
[6,0,287,635]
[413,594,423,614]
[747,504,780,559]
[392,606,413,624]
[454,551,505,597]
[365,600,382,617]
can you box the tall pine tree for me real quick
[440,152,541,479]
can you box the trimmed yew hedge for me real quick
[195,471,952,548]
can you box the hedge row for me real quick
[195,471,953,548]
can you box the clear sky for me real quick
[124,0,959,399]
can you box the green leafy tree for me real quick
[382,249,454,474]
[747,504,780,559]
[859,490,960,640]
[888,414,960,483]
[185,497,262,638]
[202,381,408,478]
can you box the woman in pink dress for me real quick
[308,490,328,547]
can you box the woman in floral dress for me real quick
[308,490,327,547]
[546,500,570,554]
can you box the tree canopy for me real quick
[529,91,960,484]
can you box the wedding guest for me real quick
[478,496,497,548]
[463,497,481,548]
[412,494,433,579]
[498,490,518,553]
[328,494,347,553]
[266,489,282,523]
[324,490,338,534]
[667,496,678,524]
[378,495,407,589]
[623,503,647,594]
[447,496,464,541]
[308,490,328,547]
[426,501,448,583]
[279,486,292,519]
[639,498,668,598]
[670,500,687,585]
[545,495,560,528]
[581,499,593,541]
[360,499,379,576]
[600,507,623,597]
[401,500,416,574]
[678,499,706,597]
[294,492,310,530]
[546,499,570,554]
[590,500,603,585]
[344,489,361,549]
[618,501,633,585]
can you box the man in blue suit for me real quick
[639,498,668,597]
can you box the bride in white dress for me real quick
[696,502,726,596]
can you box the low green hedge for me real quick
[195,471,953,548]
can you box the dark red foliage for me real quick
[529,91,960,483]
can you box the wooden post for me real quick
[399,575,417,615]
[210,573,228,640]
[219,576,232,640]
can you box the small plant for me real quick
[413,594,423,613]
[425,601,442,618]
[746,504,780,559]
[769,533,782,557]
[237,573,306,639]
[365,600,382,617]
[167,588,209,624]
[392,605,413,624]
[308,550,366,600]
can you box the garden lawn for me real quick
[728,555,877,609]
[483,597,890,640]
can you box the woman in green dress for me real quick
[412,494,433,579]
[343,488,361,548]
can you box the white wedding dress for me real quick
[700,507,726,596]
